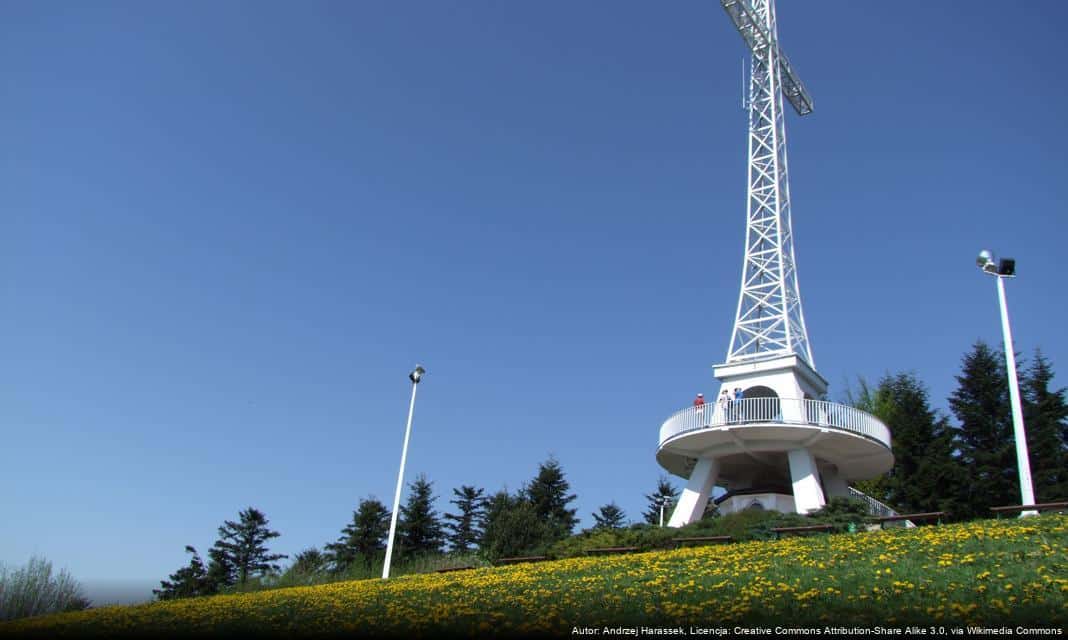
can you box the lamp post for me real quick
[382,364,426,579]
[658,497,674,527]
[976,251,1036,517]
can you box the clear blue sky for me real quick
[3,1,1067,605]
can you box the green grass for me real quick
[3,515,1065,637]
[216,507,858,598]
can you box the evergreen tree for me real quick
[846,376,893,503]
[478,490,553,559]
[325,498,391,572]
[643,476,679,525]
[1022,350,1068,501]
[523,456,578,540]
[478,489,516,554]
[949,341,1018,518]
[854,373,964,515]
[210,507,287,585]
[282,547,328,586]
[844,376,892,416]
[443,485,487,553]
[398,474,444,555]
[154,546,213,600]
[290,548,328,576]
[592,502,626,529]
[205,544,235,589]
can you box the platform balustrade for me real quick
[660,397,891,450]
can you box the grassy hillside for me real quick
[3,515,1065,637]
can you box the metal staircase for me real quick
[848,487,915,527]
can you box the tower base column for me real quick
[822,467,850,500]
[667,457,719,527]
[788,448,825,514]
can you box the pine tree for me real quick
[325,498,391,572]
[478,490,516,556]
[210,507,287,585]
[443,485,487,553]
[642,476,679,525]
[398,474,444,555]
[865,372,964,515]
[592,503,626,529]
[290,548,328,576]
[523,456,579,540]
[154,546,213,600]
[205,543,235,589]
[949,341,1018,519]
[1022,350,1068,501]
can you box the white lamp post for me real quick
[976,251,1036,517]
[657,496,674,527]
[382,364,426,579]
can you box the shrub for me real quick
[481,501,555,560]
[0,556,90,621]
[809,497,870,532]
[545,507,866,558]
[547,529,629,559]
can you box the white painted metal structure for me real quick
[658,398,892,451]
[724,0,813,367]
[656,0,893,526]
[383,365,425,579]
[977,251,1037,517]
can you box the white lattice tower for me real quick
[655,0,894,526]
[724,0,814,367]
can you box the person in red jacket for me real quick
[693,393,705,407]
[694,393,707,426]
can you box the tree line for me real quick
[156,339,1067,599]
[851,340,1067,520]
[156,456,626,598]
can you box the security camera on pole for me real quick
[382,364,426,579]
[976,250,1037,517]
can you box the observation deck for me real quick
[656,398,892,483]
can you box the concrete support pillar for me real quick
[667,457,719,527]
[822,468,850,499]
[787,448,825,514]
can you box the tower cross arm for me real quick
[776,50,813,116]
[720,0,814,116]
[721,0,771,53]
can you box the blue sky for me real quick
[3,1,1067,605]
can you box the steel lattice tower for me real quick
[650,0,900,527]
[724,0,814,367]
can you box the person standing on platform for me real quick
[732,388,744,422]
[693,393,706,427]
[718,389,731,423]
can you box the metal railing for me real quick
[849,487,896,518]
[659,397,891,450]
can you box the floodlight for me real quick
[409,365,426,384]
[976,249,994,269]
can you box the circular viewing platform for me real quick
[656,397,893,482]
